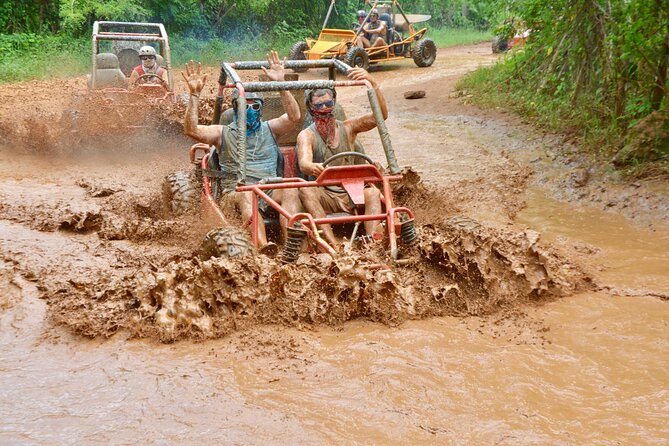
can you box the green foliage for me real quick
[461,0,669,175]
[59,0,150,34]
[0,33,88,83]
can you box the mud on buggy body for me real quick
[172,58,417,262]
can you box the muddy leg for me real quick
[364,186,383,236]
[236,191,268,247]
[299,188,339,249]
[274,188,302,242]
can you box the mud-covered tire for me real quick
[289,41,310,73]
[491,36,509,53]
[200,227,254,260]
[163,171,200,215]
[345,46,370,70]
[412,38,437,67]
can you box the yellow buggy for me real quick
[289,0,436,72]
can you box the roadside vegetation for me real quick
[458,0,669,178]
[0,0,496,83]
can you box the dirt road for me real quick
[1,43,668,444]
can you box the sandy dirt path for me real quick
[1,43,668,444]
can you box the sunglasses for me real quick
[312,100,335,110]
[139,56,155,60]
[246,102,261,111]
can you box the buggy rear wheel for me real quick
[163,171,200,215]
[345,46,370,70]
[412,38,437,67]
[289,41,310,73]
[491,36,509,53]
[200,227,254,260]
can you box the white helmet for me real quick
[138,46,157,57]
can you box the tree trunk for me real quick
[650,26,669,111]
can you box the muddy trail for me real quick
[1,43,668,444]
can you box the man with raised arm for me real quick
[182,51,301,252]
[296,67,388,250]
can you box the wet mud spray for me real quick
[41,171,590,342]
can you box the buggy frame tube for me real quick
[201,153,230,225]
[322,0,336,29]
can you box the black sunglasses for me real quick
[312,100,335,109]
[139,55,155,60]
[246,102,261,111]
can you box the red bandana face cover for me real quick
[311,102,336,147]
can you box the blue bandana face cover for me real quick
[245,103,262,134]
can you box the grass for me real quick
[0,34,89,84]
[428,27,491,48]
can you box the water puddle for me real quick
[517,188,669,293]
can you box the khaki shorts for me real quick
[317,188,354,214]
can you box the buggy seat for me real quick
[92,53,127,89]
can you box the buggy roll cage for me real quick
[91,21,174,91]
[322,0,419,40]
[215,58,401,185]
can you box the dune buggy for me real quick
[164,58,418,263]
[60,21,176,142]
[289,0,436,72]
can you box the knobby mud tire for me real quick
[412,38,437,67]
[345,46,370,70]
[289,41,310,73]
[200,227,255,260]
[163,171,200,215]
[491,36,509,53]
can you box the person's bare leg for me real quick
[372,37,386,48]
[299,188,339,249]
[273,189,302,242]
[364,186,383,236]
[236,191,268,247]
[357,36,370,48]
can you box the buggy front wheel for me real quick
[200,227,254,260]
[345,46,370,70]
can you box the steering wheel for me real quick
[133,73,166,87]
[322,151,374,167]
[321,151,376,193]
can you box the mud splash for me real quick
[46,212,589,342]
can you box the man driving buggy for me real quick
[128,46,169,88]
[296,67,388,250]
[356,8,387,48]
[182,51,302,252]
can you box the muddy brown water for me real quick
[1,43,668,444]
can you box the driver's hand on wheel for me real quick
[181,60,207,95]
[307,162,325,177]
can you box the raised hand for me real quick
[261,50,287,82]
[347,66,378,87]
[181,60,207,95]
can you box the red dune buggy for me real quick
[165,58,417,263]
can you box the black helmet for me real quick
[369,8,379,16]
[357,10,366,18]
